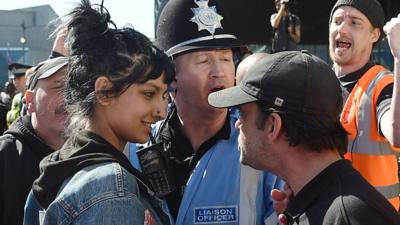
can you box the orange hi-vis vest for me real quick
[340,65,400,210]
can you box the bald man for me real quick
[236,53,269,84]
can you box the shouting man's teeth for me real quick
[336,40,351,49]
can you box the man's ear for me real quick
[94,76,113,106]
[268,112,283,142]
[371,27,381,44]
[24,90,35,113]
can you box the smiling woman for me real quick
[22,0,174,225]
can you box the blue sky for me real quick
[0,0,155,38]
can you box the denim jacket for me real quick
[24,162,172,225]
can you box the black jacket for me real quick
[0,116,53,225]
[284,160,400,224]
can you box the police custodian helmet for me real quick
[156,0,242,57]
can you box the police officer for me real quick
[6,63,32,127]
[130,0,283,224]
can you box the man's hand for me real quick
[384,13,400,59]
[383,13,400,147]
[280,0,288,10]
[271,183,293,225]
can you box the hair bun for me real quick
[66,0,116,56]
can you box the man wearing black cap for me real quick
[329,0,400,210]
[0,57,68,225]
[209,50,400,224]
[129,0,283,224]
[6,63,32,127]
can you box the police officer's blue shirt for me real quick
[129,109,284,225]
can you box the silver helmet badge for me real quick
[190,0,223,35]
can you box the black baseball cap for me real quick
[28,57,68,90]
[8,62,32,78]
[156,0,242,57]
[208,50,343,118]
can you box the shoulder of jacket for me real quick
[0,133,15,140]
[49,162,142,219]
[0,133,22,153]
[61,162,140,197]
[370,65,392,76]
[365,66,394,90]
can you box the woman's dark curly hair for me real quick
[63,0,174,132]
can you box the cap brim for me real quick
[28,57,68,90]
[208,85,258,108]
[37,57,68,80]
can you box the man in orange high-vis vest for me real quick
[329,0,400,210]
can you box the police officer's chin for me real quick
[238,146,247,165]
[240,155,250,167]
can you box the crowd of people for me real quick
[0,0,399,224]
